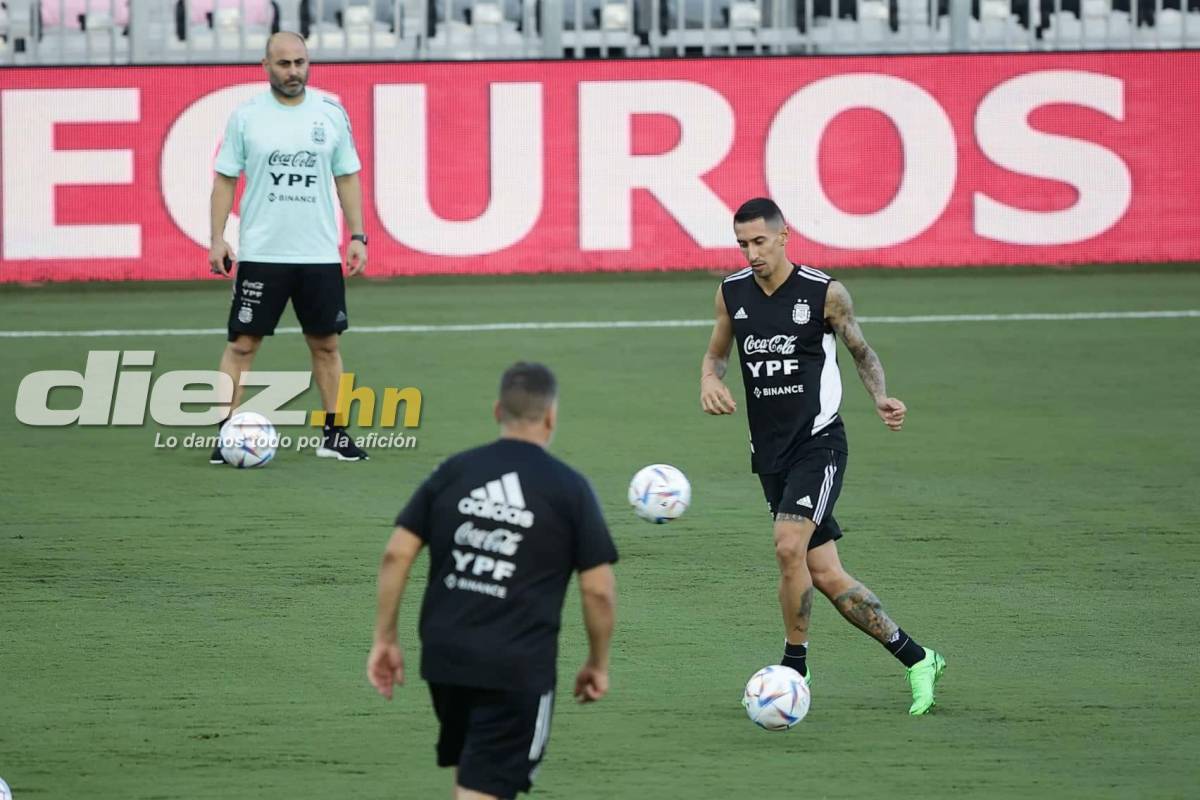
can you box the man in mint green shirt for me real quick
[208,31,368,463]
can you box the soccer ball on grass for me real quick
[628,464,691,523]
[742,665,810,730]
[218,411,278,468]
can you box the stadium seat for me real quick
[174,0,278,46]
[1132,6,1200,43]
[302,0,400,31]
[304,1,419,56]
[39,0,128,30]
[961,0,1034,47]
[425,0,538,58]
[562,0,642,55]
[298,0,423,53]
[651,0,810,54]
[181,0,275,27]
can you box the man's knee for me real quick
[811,563,854,597]
[773,521,813,570]
[305,334,339,356]
[227,335,262,359]
[808,545,855,597]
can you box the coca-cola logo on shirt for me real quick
[267,149,319,168]
[454,521,523,557]
[743,334,798,355]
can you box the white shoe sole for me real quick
[315,447,366,461]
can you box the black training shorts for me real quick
[758,448,848,550]
[227,261,348,341]
[429,683,555,799]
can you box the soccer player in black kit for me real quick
[368,363,618,799]
[700,198,945,715]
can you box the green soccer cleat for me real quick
[905,649,945,716]
[802,667,811,688]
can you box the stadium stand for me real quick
[0,0,1196,63]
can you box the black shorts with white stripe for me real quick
[428,683,555,798]
[758,448,847,550]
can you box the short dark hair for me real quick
[498,362,558,423]
[733,197,785,229]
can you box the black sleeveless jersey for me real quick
[721,263,848,474]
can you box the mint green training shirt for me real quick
[215,89,362,264]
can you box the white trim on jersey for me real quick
[723,268,753,283]
[799,264,832,282]
[814,461,838,524]
[796,271,830,285]
[529,690,554,760]
[811,331,842,435]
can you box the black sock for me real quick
[884,628,926,668]
[781,641,808,676]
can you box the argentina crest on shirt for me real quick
[792,300,811,326]
[311,121,326,145]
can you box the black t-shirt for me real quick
[394,438,618,693]
[721,263,849,474]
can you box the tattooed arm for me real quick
[825,281,906,432]
[700,286,738,415]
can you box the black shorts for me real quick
[758,448,847,550]
[428,683,555,799]
[227,261,348,341]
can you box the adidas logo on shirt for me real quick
[458,472,535,529]
[734,307,749,320]
[796,496,813,509]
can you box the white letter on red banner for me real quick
[2,88,140,259]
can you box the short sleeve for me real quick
[331,105,362,176]
[394,464,445,540]
[573,478,618,571]
[213,109,244,177]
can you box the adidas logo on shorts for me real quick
[458,472,535,529]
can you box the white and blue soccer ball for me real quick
[742,665,811,730]
[0,776,12,800]
[219,411,279,468]
[628,464,691,523]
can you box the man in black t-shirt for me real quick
[700,197,945,716]
[368,362,618,800]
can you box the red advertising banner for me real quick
[1,52,1198,282]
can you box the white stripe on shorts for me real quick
[814,461,837,524]
[528,690,554,761]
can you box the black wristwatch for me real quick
[351,233,368,245]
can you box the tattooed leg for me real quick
[774,515,815,644]
[831,583,900,644]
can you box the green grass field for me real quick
[2,265,1198,799]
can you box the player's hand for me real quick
[573,664,608,704]
[209,241,235,277]
[346,240,367,277]
[875,397,907,431]
[700,377,737,415]
[367,640,405,700]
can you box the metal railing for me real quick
[0,0,1196,65]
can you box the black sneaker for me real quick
[209,420,228,465]
[316,426,369,461]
